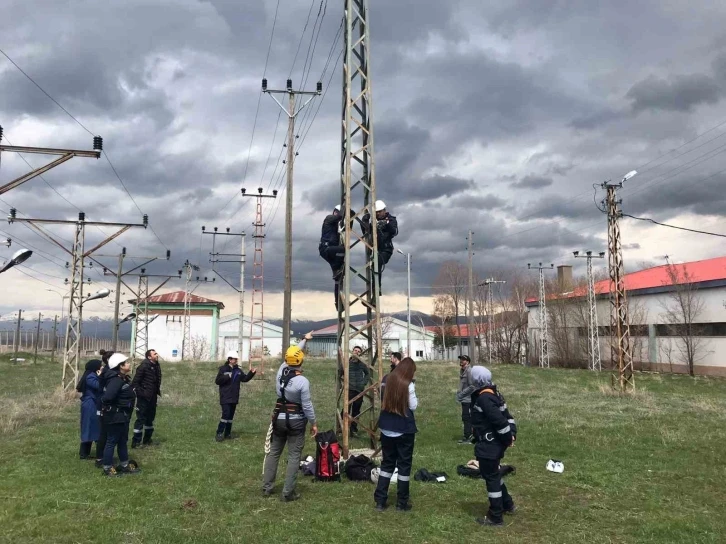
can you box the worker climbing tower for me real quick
[336,0,385,457]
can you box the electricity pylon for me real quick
[481,278,506,364]
[528,263,554,368]
[573,250,606,371]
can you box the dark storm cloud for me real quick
[447,193,507,210]
[510,175,553,190]
[626,74,724,113]
[516,195,594,222]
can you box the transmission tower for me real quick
[337,0,385,457]
[573,251,606,371]
[602,171,637,391]
[481,278,506,364]
[241,188,276,374]
[8,209,147,389]
[182,260,200,359]
[528,263,554,368]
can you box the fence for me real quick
[0,330,130,357]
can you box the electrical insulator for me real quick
[9,208,16,221]
[295,152,299,156]
[122,246,127,256]
[226,228,230,233]
[93,136,103,151]
[258,187,263,194]
[214,227,218,232]
[272,190,278,197]
[286,79,292,91]
[143,214,149,227]
[141,268,146,274]
[202,226,206,231]
[166,250,171,259]
[0,125,3,141]
[79,212,85,221]
[262,78,268,91]
[282,160,286,164]
[178,270,182,276]
[317,81,322,93]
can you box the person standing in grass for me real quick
[101,353,139,477]
[214,351,257,442]
[262,332,317,502]
[455,355,475,444]
[380,351,401,399]
[339,345,370,436]
[374,357,417,513]
[131,349,162,449]
[94,350,114,467]
[469,366,517,527]
[77,359,103,459]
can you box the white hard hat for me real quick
[334,205,341,212]
[374,200,386,212]
[226,351,239,360]
[108,353,129,369]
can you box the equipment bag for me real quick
[314,430,341,482]
[345,454,376,482]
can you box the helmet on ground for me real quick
[226,351,239,360]
[374,200,386,212]
[108,353,129,369]
[285,345,305,366]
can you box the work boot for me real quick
[396,503,413,512]
[131,440,141,449]
[457,435,474,445]
[374,503,387,513]
[118,464,140,475]
[224,422,233,439]
[281,492,301,502]
[95,459,104,468]
[215,433,225,442]
[142,428,154,445]
[476,517,503,527]
[504,504,517,515]
[103,466,119,478]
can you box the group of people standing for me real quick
[77,349,162,477]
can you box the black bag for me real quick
[314,430,341,482]
[345,454,376,482]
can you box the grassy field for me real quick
[1,353,725,544]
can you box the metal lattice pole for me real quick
[605,184,634,391]
[482,279,506,365]
[182,262,193,360]
[574,251,606,371]
[133,275,149,362]
[529,263,553,368]
[62,217,85,390]
[250,197,266,373]
[337,0,384,458]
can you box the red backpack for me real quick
[315,430,341,481]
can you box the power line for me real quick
[622,213,726,238]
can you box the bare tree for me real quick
[660,264,706,376]
[434,261,468,355]
[190,334,210,362]
[432,294,454,358]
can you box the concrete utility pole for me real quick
[51,315,58,363]
[574,251,606,371]
[112,249,125,349]
[529,263,554,368]
[481,278,506,364]
[13,309,22,362]
[33,312,42,364]
[336,0,384,457]
[262,78,321,354]
[602,170,638,391]
[467,231,477,362]
[396,249,412,357]
[182,260,200,360]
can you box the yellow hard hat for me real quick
[285,346,304,366]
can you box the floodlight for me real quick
[0,248,33,274]
[83,288,111,304]
[622,170,638,183]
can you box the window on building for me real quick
[655,323,726,337]
[416,350,423,357]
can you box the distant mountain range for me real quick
[266,311,443,336]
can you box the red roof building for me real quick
[128,290,225,309]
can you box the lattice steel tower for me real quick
[574,251,605,371]
[529,263,553,368]
[337,0,385,457]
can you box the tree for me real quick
[434,262,468,355]
[432,294,454,356]
[660,263,706,376]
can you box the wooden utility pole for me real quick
[33,312,42,364]
[51,315,58,363]
[467,231,476,362]
[13,309,22,362]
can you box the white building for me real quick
[218,315,288,361]
[526,257,726,376]
[130,291,224,361]
[307,317,436,360]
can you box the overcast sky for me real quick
[2,0,726,323]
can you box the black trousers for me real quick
[95,414,108,460]
[461,403,472,438]
[104,421,130,468]
[320,245,345,277]
[348,390,364,432]
[217,403,237,436]
[478,458,514,523]
[80,441,94,459]
[132,397,158,444]
[374,433,415,507]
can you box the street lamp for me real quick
[46,289,70,321]
[396,248,412,357]
[621,170,638,184]
[82,288,111,305]
[118,312,136,325]
[0,248,33,274]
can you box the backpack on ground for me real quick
[314,430,341,482]
[345,454,376,482]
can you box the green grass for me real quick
[1,357,725,544]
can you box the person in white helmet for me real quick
[363,200,398,294]
[215,351,257,441]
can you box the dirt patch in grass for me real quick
[0,387,76,434]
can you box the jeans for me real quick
[132,397,157,445]
[262,419,307,497]
[461,403,472,438]
[478,458,514,523]
[374,433,415,507]
[103,421,130,468]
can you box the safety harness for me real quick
[272,367,304,431]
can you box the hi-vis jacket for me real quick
[470,384,517,460]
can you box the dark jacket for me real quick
[378,382,418,435]
[363,212,398,252]
[340,355,370,392]
[470,384,516,460]
[319,213,342,246]
[131,358,162,401]
[102,370,136,425]
[216,363,256,404]
[80,373,101,442]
